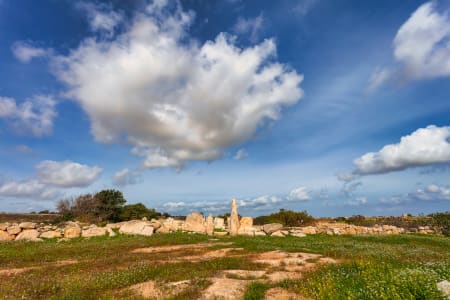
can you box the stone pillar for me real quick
[206,214,214,236]
[229,198,240,236]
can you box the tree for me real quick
[94,189,126,222]
[118,203,159,221]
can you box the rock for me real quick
[64,222,81,238]
[214,217,225,229]
[290,232,306,238]
[156,225,171,234]
[302,226,317,235]
[206,214,214,236]
[214,231,228,236]
[0,223,8,231]
[15,229,40,241]
[437,280,450,299]
[82,227,107,238]
[119,220,154,236]
[183,212,206,233]
[142,217,148,221]
[40,231,62,239]
[106,222,125,229]
[271,230,284,237]
[254,231,266,236]
[0,230,11,241]
[263,223,283,234]
[107,227,116,237]
[7,225,21,235]
[150,219,162,230]
[19,222,36,229]
[229,198,240,236]
[240,217,253,228]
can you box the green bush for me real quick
[429,211,450,236]
[118,203,159,221]
[254,209,315,226]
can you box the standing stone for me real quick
[206,214,214,236]
[229,198,240,236]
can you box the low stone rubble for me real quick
[0,199,439,242]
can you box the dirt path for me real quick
[0,259,78,276]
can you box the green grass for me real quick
[0,233,449,299]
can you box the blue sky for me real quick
[1,0,450,217]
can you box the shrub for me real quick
[429,211,450,236]
[254,209,315,226]
[118,203,159,221]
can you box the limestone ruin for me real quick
[0,199,439,242]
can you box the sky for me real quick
[0,0,449,217]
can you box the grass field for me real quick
[0,233,449,299]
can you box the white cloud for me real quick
[370,2,450,88]
[287,186,310,201]
[0,179,46,198]
[36,160,102,188]
[52,2,303,170]
[412,184,450,201]
[345,197,368,206]
[11,41,51,63]
[0,95,57,137]
[76,2,123,33]
[233,148,248,160]
[0,159,102,201]
[233,14,264,42]
[112,168,141,187]
[354,125,450,175]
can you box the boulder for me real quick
[0,230,11,241]
[19,222,36,229]
[119,220,154,236]
[263,223,283,234]
[302,226,317,235]
[82,227,107,238]
[240,217,253,228]
[156,225,171,233]
[149,219,162,230]
[271,231,284,237]
[7,225,21,235]
[254,231,266,236]
[0,223,8,231]
[40,231,62,239]
[437,280,450,299]
[291,232,306,238]
[64,222,81,238]
[107,227,116,237]
[183,212,206,233]
[15,229,40,241]
[214,231,228,236]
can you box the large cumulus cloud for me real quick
[354,125,450,175]
[52,2,303,169]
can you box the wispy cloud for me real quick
[233,13,264,42]
[0,95,57,137]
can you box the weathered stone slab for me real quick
[119,220,154,236]
[263,223,283,234]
